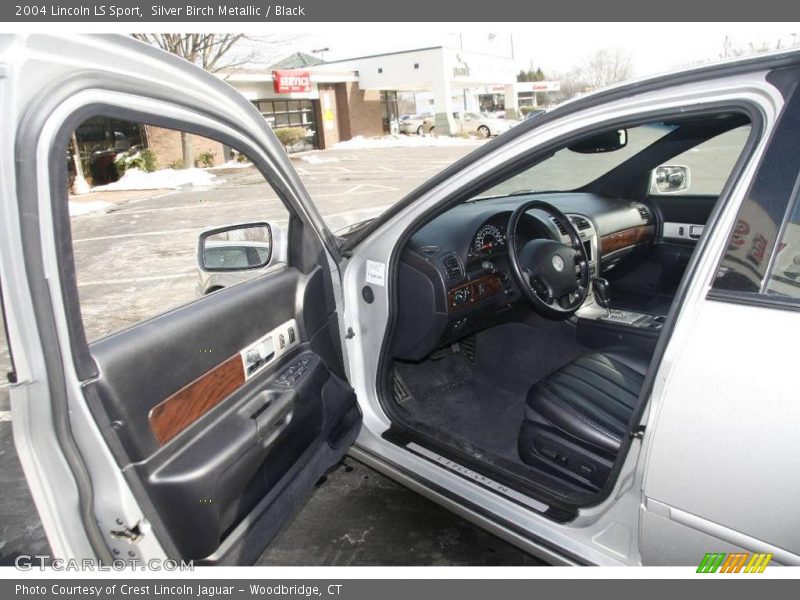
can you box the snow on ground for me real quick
[332,135,483,150]
[69,201,112,216]
[92,167,221,192]
[207,160,253,170]
[299,154,340,164]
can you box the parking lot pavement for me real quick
[259,459,543,566]
[0,143,548,567]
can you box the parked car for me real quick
[398,114,432,135]
[5,35,800,568]
[424,111,518,137]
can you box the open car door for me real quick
[0,34,360,564]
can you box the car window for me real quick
[712,91,800,298]
[652,125,751,196]
[764,199,800,299]
[476,123,675,197]
[68,117,289,342]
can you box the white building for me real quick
[310,46,520,134]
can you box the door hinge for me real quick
[630,425,646,440]
[110,520,143,544]
[345,327,355,339]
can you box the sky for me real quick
[242,22,800,79]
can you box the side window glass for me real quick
[764,200,800,298]
[713,89,800,296]
[651,125,751,196]
[68,117,290,342]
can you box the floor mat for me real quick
[393,323,587,463]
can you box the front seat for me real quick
[518,348,649,491]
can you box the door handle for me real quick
[689,225,704,239]
[250,390,296,446]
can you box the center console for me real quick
[575,284,666,355]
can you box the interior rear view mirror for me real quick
[651,164,691,194]
[198,223,273,271]
[568,129,628,153]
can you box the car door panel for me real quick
[608,195,718,306]
[648,195,717,292]
[649,194,717,233]
[83,265,358,561]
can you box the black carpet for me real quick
[394,322,587,464]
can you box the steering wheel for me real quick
[506,200,590,318]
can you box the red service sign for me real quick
[273,70,312,94]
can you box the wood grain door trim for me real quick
[600,225,655,256]
[149,354,245,446]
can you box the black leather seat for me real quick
[518,347,649,490]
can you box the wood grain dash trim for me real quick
[600,225,655,256]
[149,354,245,446]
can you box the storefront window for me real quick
[254,98,319,152]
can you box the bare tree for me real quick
[131,34,256,73]
[579,47,634,90]
[131,34,286,167]
[719,33,800,60]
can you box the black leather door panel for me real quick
[649,194,717,226]
[609,195,719,307]
[83,265,360,561]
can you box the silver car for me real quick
[398,114,433,135]
[4,35,800,567]
[424,111,518,137]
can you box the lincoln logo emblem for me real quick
[552,255,565,271]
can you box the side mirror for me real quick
[651,165,691,194]
[198,223,273,272]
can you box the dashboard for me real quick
[391,192,655,361]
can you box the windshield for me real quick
[475,123,676,198]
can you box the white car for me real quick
[425,111,517,137]
[4,35,800,567]
[398,114,433,135]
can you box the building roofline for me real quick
[314,46,445,65]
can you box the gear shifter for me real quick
[593,278,612,317]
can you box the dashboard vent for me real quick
[549,216,569,236]
[442,254,464,284]
[570,216,591,231]
[637,206,650,223]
